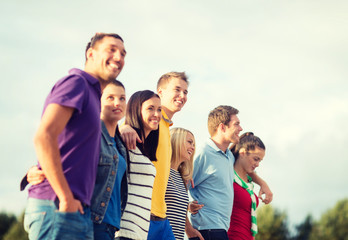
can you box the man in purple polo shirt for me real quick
[24,33,126,240]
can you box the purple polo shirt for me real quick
[28,68,101,206]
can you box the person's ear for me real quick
[218,123,225,132]
[157,87,163,97]
[86,48,94,61]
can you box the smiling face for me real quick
[141,96,162,138]
[224,114,243,144]
[158,77,188,119]
[86,36,126,83]
[239,146,265,174]
[100,84,126,124]
[180,132,195,162]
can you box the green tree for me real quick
[255,204,290,240]
[309,198,348,240]
[0,212,16,239]
[292,215,313,240]
[3,212,28,240]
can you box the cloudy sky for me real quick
[1,0,347,228]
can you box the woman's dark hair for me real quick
[104,79,125,90]
[125,90,160,161]
[230,132,265,160]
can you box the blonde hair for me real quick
[157,72,188,90]
[170,127,195,184]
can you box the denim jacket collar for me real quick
[101,120,114,146]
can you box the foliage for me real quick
[0,198,347,239]
[309,198,348,240]
[255,204,290,240]
[0,212,16,240]
[292,215,313,240]
[3,212,28,240]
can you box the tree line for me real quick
[0,212,27,240]
[256,198,348,240]
[1,198,347,240]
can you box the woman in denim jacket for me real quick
[91,80,130,239]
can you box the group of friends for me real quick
[20,32,273,240]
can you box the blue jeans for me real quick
[24,198,93,240]
[147,218,175,240]
[199,229,228,240]
[94,222,118,240]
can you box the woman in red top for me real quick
[228,132,266,240]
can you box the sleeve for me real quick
[47,75,87,114]
[191,153,209,188]
[19,174,29,191]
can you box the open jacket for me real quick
[90,120,129,224]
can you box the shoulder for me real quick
[45,74,91,112]
[48,74,89,103]
[55,73,87,89]
[129,147,147,161]
[194,144,216,165]
[114,129,128,153]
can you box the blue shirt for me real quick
[103,137,127,228]
[189,138,235,231]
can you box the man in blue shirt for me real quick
[189,105,272,240]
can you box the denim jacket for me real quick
[90,120,129,224]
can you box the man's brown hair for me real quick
[208,105,239,137]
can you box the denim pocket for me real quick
[96,153,115,179]
[24,199,55,240]
[99,152,115,165]
[24,211,46,240]
[54,211,84,230]
[52,211,89,239]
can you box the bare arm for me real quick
[249,172,273,204]
[34,103,83,213]
[119,124,142,150]
[185,215,204,240]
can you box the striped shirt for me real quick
[165,168,189,240]
[116,147,156,239]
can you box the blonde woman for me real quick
[165,128,203,240]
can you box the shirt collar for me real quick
[100,120,114,146]
[161,109,173,126]
[69,68,101,94]
[206,138,233,159]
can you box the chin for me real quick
[106,72,118,80]
[174,108,183,113]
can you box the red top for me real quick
[227,182,259,240]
